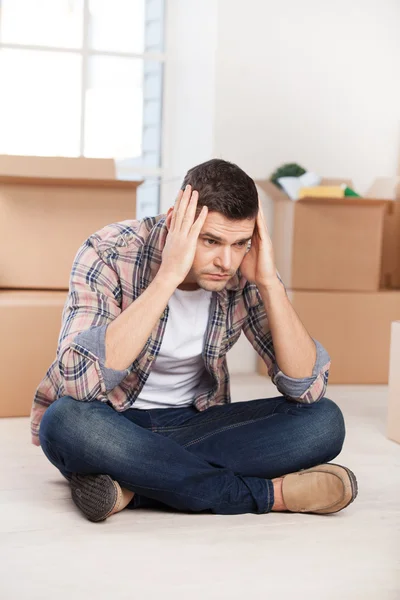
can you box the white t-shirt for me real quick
[134,287,213,409]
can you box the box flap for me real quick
[255,179,288,201]
[321,177,353,187]
[0,155,116,180]
[298,196,389,207]
[366,177,400,200]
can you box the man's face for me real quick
[176,210,256,291]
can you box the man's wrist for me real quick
[155,268,182,291]
[257,276,286,311]
[256,275,282,293]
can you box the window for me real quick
[0,0,165,215]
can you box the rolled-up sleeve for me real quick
[57,240,132,402]
[270,339,330,403]
[72,324,130,393]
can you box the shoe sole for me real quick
[321,463,359,514]
[70,473,120,522]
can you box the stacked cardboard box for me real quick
[387,321,400,444]
[256,177,400,385]
[0,291,68,417]
[0,156,141,417]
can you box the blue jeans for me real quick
[39,395,345,515]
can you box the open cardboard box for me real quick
[0,155,142,290]
[365,176,400,289]
[256,177,397,292]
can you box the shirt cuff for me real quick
[73,324,131,392]
[272,339,330,398]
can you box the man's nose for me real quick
[215,247,232,271]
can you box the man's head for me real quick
[166,159,258,291]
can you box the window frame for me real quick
[0,0,165,177]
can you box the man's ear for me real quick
[165,207,173,231]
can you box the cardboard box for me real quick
[257,290,400,384]
[365,177,400,289]
[0,156,141,290]
[256,178,390,292]
[0,290,67,418]
[387,321,400,444]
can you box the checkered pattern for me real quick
[30,214,330,445]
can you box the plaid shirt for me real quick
[30,214,330,446]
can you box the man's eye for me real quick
[236,241,246,247]
[205,239,216,245]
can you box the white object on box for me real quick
[277,172,322,200]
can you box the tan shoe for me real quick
[281,463,358,515]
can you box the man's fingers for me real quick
[191,205,208,237]
[258,199,271,236]
[170,189,183,231]
[175,185,192,230]
[181,190,199,232]
[256,203,270,242]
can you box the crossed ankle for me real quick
[109,483,135,516]
[271,477,287,512]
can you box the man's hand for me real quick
[240,199,279,288]
[160,185,208,285]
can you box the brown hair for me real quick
[181,158,258,220]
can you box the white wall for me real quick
[214,0,400,194]
[161,0,218,211]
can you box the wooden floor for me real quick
[0,375,399,600]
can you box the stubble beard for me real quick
[197,274,230,292]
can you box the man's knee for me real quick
[39,396,100,448]
[39,396,120,473]
[312,397,346,458]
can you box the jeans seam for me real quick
[152,403,282,433]
[182,414,279,448]
[148,411,156,433]
[265,480,273,513]
[152,414,238,433]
